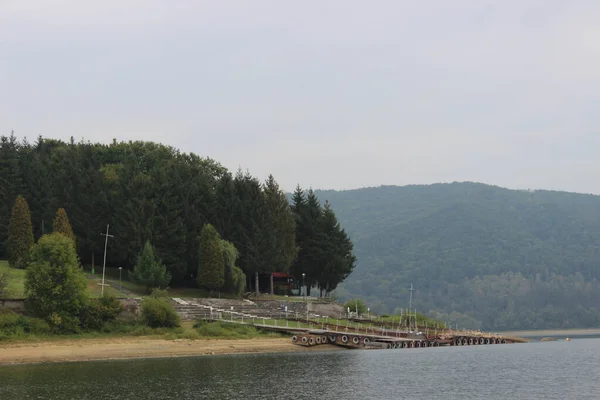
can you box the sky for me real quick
[1,0,600,193]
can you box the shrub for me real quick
[25,233,88,333]
[81,294,124,330]
[140,297,180,328]
[0,309,51,337]
[344,298,368,315]
[130,241,171,293]
[149,288,169,298]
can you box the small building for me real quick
[257,272,296,295]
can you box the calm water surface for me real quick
[1,338,599,399]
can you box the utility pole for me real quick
[408,283,415,331]
[100,224,114,296]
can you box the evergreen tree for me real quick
[0,133,24,257]
[290,185,308,291]
[25,233,88,332]
[130,241,172,293]
[263,175,298,293]
[53,208,76,245]
[197,224,225,293]
[319,201,356,295]
[263,175,298,270]
[7,195,34,269]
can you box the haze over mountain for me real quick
[317,182,600,331]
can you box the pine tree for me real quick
[53,208,76,245]
[197,224,225,294]
[263,175,298,294]
[319,201,356,295]
[129,241,172,293]
[0,133,24,258]
[7,195,34,269]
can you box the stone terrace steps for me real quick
[170,297,322,322]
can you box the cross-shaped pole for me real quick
[100,224,114,296]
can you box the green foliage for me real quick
[0,135,351,304]
[7,195,34,269]
[197,224,225,292]
[344,298,367,315]
[0,309,51,339]
[52,208,76,245]
[319,182,600,330]
[129,241,171,294]
[80,294,124,330]
[149,288,169,298]
[219,239,246,296]
[25,233,88,332]
[140,296,180,328]
[291,187,356,296]
[231,266,246,297]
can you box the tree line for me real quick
[0,133,356,296]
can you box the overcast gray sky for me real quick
[1,1,599,193]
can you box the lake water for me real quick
[1,338,599,399]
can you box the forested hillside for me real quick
[317,183,600,331]
[0,134,355,295]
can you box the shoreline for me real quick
[0,337,344,366]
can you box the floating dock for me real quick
[288,329,526,349]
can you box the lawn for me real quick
[0,261,146,299]
[0,260,26,298]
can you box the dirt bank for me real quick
[0,337,344,366]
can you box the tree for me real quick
[197,224,225,294]
[263,175,298,294]
[25,233,88,332]
[344,298,367,315]
[318,201,356,295]
[129,241,172,293]
[7,195,34,269]
[53,208,76,245]
[290,188,326,296]
[220,239,246,296]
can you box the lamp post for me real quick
[302,273,306,300]
[118,266,122,296]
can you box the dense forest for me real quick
[318,183,600,331]
[0,134,355,295]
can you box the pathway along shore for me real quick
[0,337,343,366]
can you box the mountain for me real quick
[314,182,600,331]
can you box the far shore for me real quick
[0,337,344,366]
[498,328,600,337]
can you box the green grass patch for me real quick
[0,260,26,298]
[193,320,284,339]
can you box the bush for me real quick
[81,294,124,330]
[0,309,51,338]
[149,288,169,298]
[344,298,368,315]
[140,297,180,328]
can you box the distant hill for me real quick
[315,182,600,331]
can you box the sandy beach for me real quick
[0,337,344,366]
